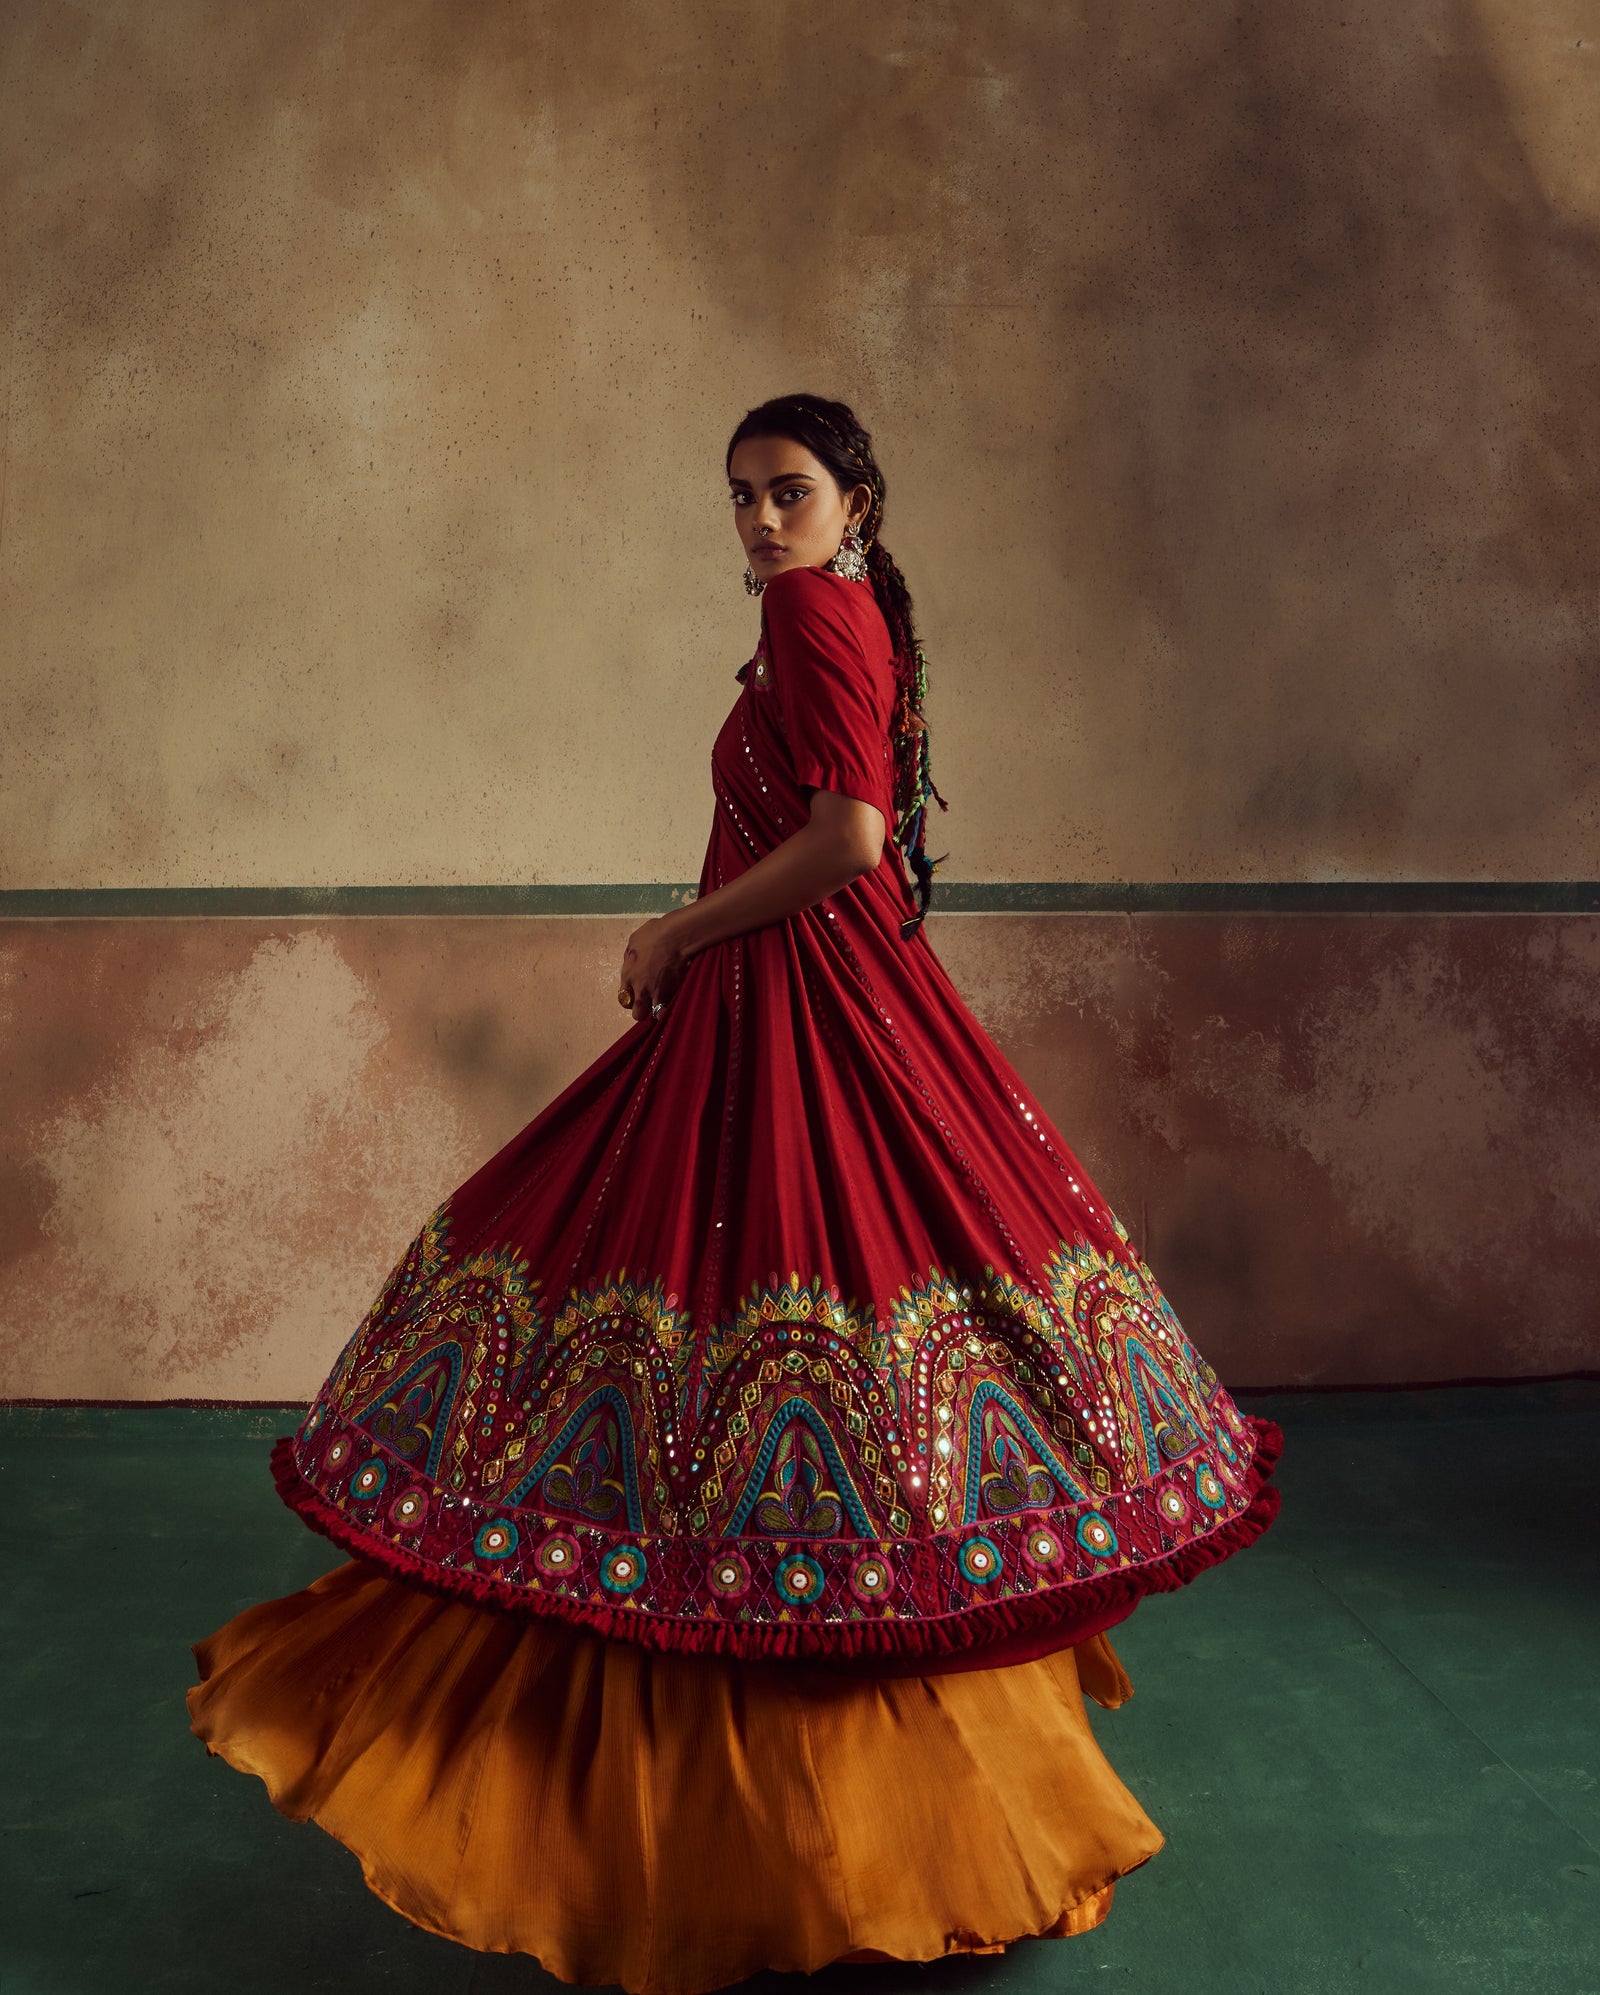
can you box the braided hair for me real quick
[725,393,951,935]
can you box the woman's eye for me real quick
[781,487,809,503]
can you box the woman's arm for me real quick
[676,791,885,954]
[618,792,885,1020]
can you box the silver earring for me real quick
[826,521,870,582]
[743,564,765,596]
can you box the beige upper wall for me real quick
[2,0,1596,891]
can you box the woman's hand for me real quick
[618,912,690,1023]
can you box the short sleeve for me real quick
[761,567,891,814]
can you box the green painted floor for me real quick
[2,1385,1596,1994]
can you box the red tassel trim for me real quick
[270,1414,1284,1667]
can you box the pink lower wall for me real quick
[3,910,1593,1401]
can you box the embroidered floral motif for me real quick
[776,1550,826,1602]
[957,1534,1002,1584]
[708,1550,752,1598]
[349,1457,388,1501]
[600,1543,648,1594]
[474,1518,518,1560]
[733,629,774,690]
[1076,1512,1118,1557]
[533,1530,580,1577]
[848,1553,892,1602]
[1021,1524,1067,1571]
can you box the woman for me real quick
[187,392,1283,1993]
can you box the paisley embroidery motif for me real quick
[965,1381,1089,1521]
[726,1399,871,1537]
[355,1345,463,1480]
[507,1386,641,1527]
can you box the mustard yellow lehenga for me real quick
[188,1557,1165,1993]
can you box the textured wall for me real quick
[3,1,1597,1399]
[2,0,1596,888]
[4,913,1595,1400]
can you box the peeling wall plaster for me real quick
[4,914,1594,1399]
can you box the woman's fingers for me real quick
[619,920,685,1021]
[633,967,680,1023]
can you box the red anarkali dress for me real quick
[188,562,1283,1995]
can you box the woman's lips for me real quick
[753,545,786,558]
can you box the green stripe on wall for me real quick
[1,883,1596,918]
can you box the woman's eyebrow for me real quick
[728,471,817,488]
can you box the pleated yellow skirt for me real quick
[187,1558,1166,1995]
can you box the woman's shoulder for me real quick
[761,562,855,608]
[761,563,889,659]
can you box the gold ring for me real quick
[617,984,634,1008]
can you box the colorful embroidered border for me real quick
[270,1415,1281,1662]
[271,1196,1284,1659]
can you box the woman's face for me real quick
[728,435,872,583]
